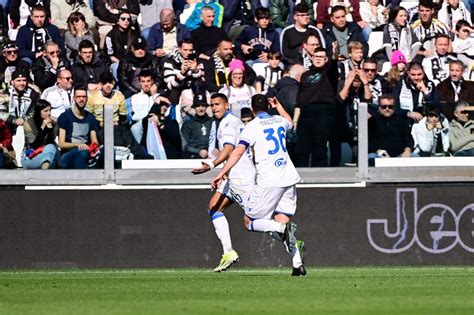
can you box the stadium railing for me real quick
[1,104,473,186]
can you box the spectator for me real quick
[0,118,15,168]
[190,6,226,58]
[368,94,414,165]
[32,41,71,90]
[363,57,387,108]
[218,59,257,118]
[339,41,365,80]
[6,69,39,134]
[94,0,139,49]
[0,42,30,88]
[385,50,407,93]
[118,37,163,98]
[41,69,74,121]
[382,6,421,64]
[57,85,101,169]
[270,0,315,31]
[411,105,450,156]
[280,3,326,65]
[185,0,224,32]
[422,34,457,86]
[437,60,474,121]
[147,8,191,59]
[202,38,256,93]
[300,33,322,69]
[21,99,60,169]
[449,101,474,156]
[221,0,261,38]
[50,0,95,33]
[180,93,212,159]
[322,5,368,60]
[235,7,280,66]
[71,40,110,92]
[129,70,170,144]
[64,12,95,62]
[452,20,474,69]
[393,62,439,123]
[87,72,144,159]
[438,0,472,31]
[104,11,139,78]
[240,107,254,125]
[294,44,338,167]
[16,5,64,64]
[360,0,388,35]
[411,0,450,59]
[162,39,204,104]
[9,0,51,34]
[316,0,366,34]
[334,68,373,165]
[139,0,173,38]
[254,51,283,94]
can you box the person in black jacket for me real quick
[0,42,30,88]
[9,0,51,29]
[32,41,71,90]
[180,93,212,159]
[294,44,338,167]
[118,37,164,98]
[16,5,64,64]
[71,39,110,92]
[322,5,368,60]
[368,94,414,165]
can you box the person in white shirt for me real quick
[438,0,472,31]
[192,93,256,272]
[129,70,170,144]
[360,0,388,37]
[452,20,474,71]
[211,94,306,276]
[41,69,74,121]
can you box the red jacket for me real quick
[0,120,12,149]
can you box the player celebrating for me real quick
[211,94,306,276]
[192,93,256,272]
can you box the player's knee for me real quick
[275,213,290,224]
[208,210,224,221]
[243,216,251,230]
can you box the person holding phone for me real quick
[162,38,204,104]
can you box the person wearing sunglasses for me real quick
[0,42,30,90]
[32,41,71,91]
[41,69,74,121]
[449,101,474,156]
[368,94,414,165]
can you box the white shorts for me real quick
[244,185,297,220]
[216,179,253,209]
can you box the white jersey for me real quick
[217,112,255,186]
[239,112,300,188]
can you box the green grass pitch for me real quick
[0,267,473,315]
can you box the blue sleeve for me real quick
[147,26,161,52]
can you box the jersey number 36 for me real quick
[264,127,287,155]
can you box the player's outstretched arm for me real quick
[269,97,293,127]
[192,144,235,174]
[211,144,246,189]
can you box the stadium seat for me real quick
[368,31,384,57]
[11,126,24,168]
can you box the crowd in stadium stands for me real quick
[0,0,474,169]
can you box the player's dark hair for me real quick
[251,94,268,113]
[211,93,228,103]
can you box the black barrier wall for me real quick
[0,185,473,269]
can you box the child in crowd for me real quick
[254,51,283,94]
[339,41,366,80]
[453,20,474,70]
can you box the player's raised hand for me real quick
[268,97,280,109]
[191,162,211,174]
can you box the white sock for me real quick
[291,244,303,268]
[209,211,233,253]
[248,219,285,233]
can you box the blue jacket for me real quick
[235,23,280,60]
[185,0,224,31]
[17,17,65,61]
[147,22,191,53]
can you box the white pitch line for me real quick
[25,182,366,191]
